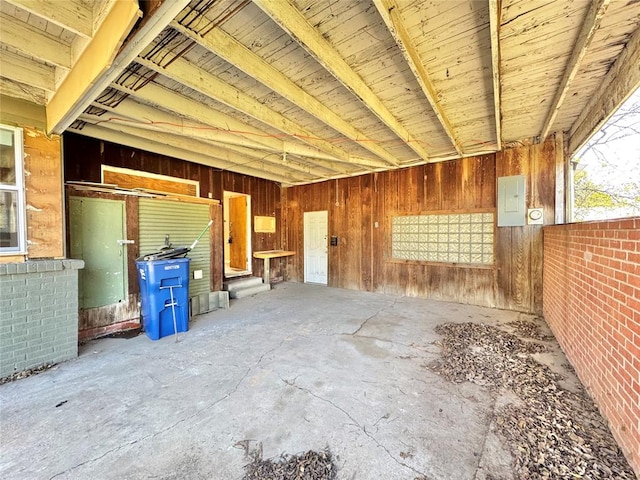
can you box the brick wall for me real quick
[543,217,639,475]
[0,260,84,378]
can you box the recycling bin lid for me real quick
[137,246,190,261]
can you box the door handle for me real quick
[117,239,135,246]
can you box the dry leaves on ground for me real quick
[0,363,55,385]
[243,446,337,480]
[430,321,635,480]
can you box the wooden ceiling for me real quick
[1,0,639,185]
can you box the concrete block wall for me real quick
[0,259,84,378]
[543,217,639,475]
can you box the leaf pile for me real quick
[243,448,337,480]
[507,317,554,341]
[431,322,548,388]
[431,321,635,479]
[0,363,55,385]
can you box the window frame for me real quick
[0,125,26,255]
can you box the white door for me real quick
[304,211,328,284]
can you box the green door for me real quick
[70,197,127,309]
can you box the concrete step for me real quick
[229,283,271,299]
[224,276,263,292]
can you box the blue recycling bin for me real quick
[136,258,190,340]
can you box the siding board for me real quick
[64,133,283,282]
[285,139,557,313]
[64,133,557,314]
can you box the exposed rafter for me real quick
[569,24,640,154]
[4,0,93,39]
[107,82,389,170]
[136,56,366,170]
[84,118,315,183]
[0,49,56,92]
[488,0,503,150]
[0,78,46,104]
[0,13,73,69]
[372,0,463,156]
[47,0,191,134]
[70,122,310,185]
[46,0,141,133]
[540,0,611,141]
[253,0,431,162]
[82,105,345,180]
[171,20,401,166]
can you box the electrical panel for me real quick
[497,175,526,227]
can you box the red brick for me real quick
[617,219,636,230]
[543,218,639,475]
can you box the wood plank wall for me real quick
[63,133,283,280]
[64,133,558,314]
[495,140,557,312]
[284,139,557,314]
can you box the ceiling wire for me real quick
[82,0,497,157]
[77,113,450,150]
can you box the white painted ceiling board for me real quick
[1,0,638,184]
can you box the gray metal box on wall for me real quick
[497,175,526,226]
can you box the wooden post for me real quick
[554,132,566,225]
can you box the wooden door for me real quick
[229,195,247,269]
[69,197,128,308]
[304,211,328,284]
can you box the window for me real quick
[0,125,26,254]
[391,212,494,265]
[570,88,640,221]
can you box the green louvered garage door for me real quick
[138,198,211,299]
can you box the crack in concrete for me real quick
[350,299,398,336]
[280,376,427,477]
[309,331,429,353]
[48,339,288,480]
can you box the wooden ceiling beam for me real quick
[171,20,401,166]
[0,78,46,104]
[82,106,342,179]
[71,122,310,185]
[253,0,431,162]
[569,24,640,154]
[46,0,141,133]
[488,0,503,151]
[105,85,279,151]
[373,0,463,156]
[4,0,93,39]
[108,82,388,170]
[136,56,364,170]
[47,0,191,134]
[0,49,55,92]
[540,0,611,141]
[0,13,73,69]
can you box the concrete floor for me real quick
[0,283,574,479]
